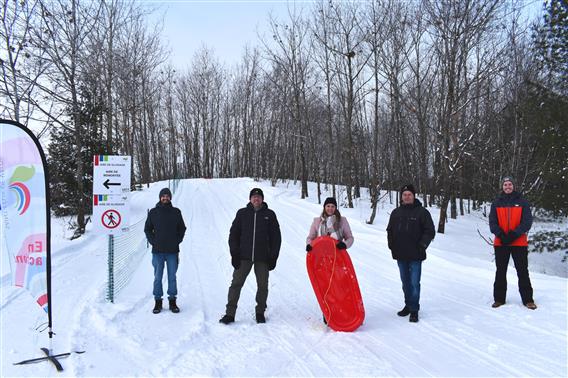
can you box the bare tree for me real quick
[0,0,46,125]
[424,0,504,233]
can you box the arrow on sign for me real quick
[103,179,121,189]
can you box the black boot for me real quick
[256,313,266,324]
[152,299,162,314]
[219,314,235,324]
[409,312,419,323]
[397,306,410,317]
[169,298,180,313]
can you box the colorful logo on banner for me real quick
[10,182,32,215]
[0,122,49,313]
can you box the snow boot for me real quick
[397,306,410,317]
[219,314,235,324]
[492,301,504,308]
[256,313,266,324]
[152,299,162,314]
[169,298,180,313]
[525,302,537,310]
[409,312,419,323]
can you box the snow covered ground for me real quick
[1,178,567,377]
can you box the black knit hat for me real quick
[323,197,337,207]
[159,187,172,199]
[400,184,416,196]
[249,188,264,199]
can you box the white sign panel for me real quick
[93,155,131,195]
[93,155,131,234]
[92,193,130,234]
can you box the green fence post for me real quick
[107,234,114,303]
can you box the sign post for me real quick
[92,155,131,303]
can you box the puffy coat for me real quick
[144,201,186,253]
[489,191,532,247]
[387,199,435,261]
[228,202,282,267]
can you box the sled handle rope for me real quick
[322,239,338,325]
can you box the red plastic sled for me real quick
[306,236,365,332]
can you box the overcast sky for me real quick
[150,0,543,71]
[148,0,310,69]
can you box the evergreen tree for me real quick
[48,86,106,236]
[519,83,568,214]
[533,0,568,96]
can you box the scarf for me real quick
[318,215,343,241]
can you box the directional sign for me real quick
[93,155,131,195]
[92,194,130,234]
[93,155,131,234]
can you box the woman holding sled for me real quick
[306,197,354,324]
[306,197,354,251]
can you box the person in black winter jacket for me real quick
[387,184,435,323]
[219,188,282,324]
[144,187,186,314]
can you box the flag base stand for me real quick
[13,348,85,372]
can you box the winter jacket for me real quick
[228,202,282,269]
[306,216,354,248]
[144,201,186,253]
[387,199,435,261]
[489,191,532,247]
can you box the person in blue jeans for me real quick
[144,187,186,314]
[387,184,435,323]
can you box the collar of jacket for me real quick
[156,201,173,208]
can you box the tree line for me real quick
[1,0,566,237]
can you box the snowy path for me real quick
[1,178,566,377]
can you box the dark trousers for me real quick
[225,260,269,317]
[397,260,422,312]
[493,246,534,304]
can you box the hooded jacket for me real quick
[387,198,435,261]
[228,202,282,267]
[144,201,186,253]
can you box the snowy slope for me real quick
[1,178,566,377]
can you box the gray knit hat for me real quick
[501,176,514,186]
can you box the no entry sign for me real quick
[101,209,121,229]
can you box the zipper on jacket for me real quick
[252,212,257,262]
[507,207,510,232]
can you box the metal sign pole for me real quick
[107,234,115,303]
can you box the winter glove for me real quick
[268,260,276,271]
[231,255,241,270]
[499,233,513,246]
[508,229,521,242]
[336,241,347,250]
[306,244,312,252]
